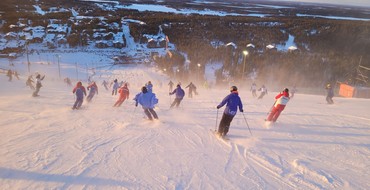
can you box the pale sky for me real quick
[277,0,370,7]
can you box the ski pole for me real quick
[215,109,219,131]
[242,112,253,136]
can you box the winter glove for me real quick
[240,109,244,112]
[216,105,221,109]
[135,102,138,107]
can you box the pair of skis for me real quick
[212,110,253,141]
[210,129,229,141]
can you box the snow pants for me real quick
[143,108,158,120]
[258,92,266,99]
[32,87,41,97]
[86,92,96,102]
[252,90,257,98]
[188,90,193,98]
[112,89,117,95]
[73,96,84,109]
[326,95,334,104]
[114,96,127,107]
[218,113,235,136]
[267,105,285,122]
[170,98,183,108]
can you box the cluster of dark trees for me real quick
[130,11,370,88]
[1,0,369,88]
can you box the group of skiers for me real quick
[250,82,268,99]
[3,69,338,138]
[70,79,197,121]
[215,85,291,138]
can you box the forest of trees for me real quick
[130,12,370,88]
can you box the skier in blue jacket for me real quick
[134,86,159,120]
[169,84,185,108]
[216,86,243,138]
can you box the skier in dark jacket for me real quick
[169,84,185,108]
[216,86,243,138]
[257,85,268,99]
[325,83,334,104]
[185,82,197,98]
[145,81,153,93]
[32,74,45,97]
[72,81,87,110]
[168,80,174,92]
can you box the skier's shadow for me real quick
[0,167,131,187]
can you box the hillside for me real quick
[1,62,370,189]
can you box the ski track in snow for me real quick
[1,68,370,189]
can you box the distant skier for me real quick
[72,81,87,110]
[102,80,109,91]
[325,83,334,104]
[257,84,268,99]
[32,74,45,97]
[169,84,185,108]
[26,75,35,90]
[6,69,12,81]
[266,88,290,123]
[290,85,297,99]
[114,83,130,107]
[168,80,174,92]
[250,82,257,98]
[86,81,98,102]
[185,82,197,98]
[13,71,20,80]
[216,86,243,138]
[203,80,209,89]
[112,79,119,95]
[64,77,72,86]
[146,81,153,93]
[134,86,159,120]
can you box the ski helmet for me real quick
[230,86,238,92]
[141,86,148,93]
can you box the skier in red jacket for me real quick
[72,81,87,110]
[266,88,290,123]
[113,83,130,107]
[86,81,98,102]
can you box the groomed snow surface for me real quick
[1,63,370,190]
